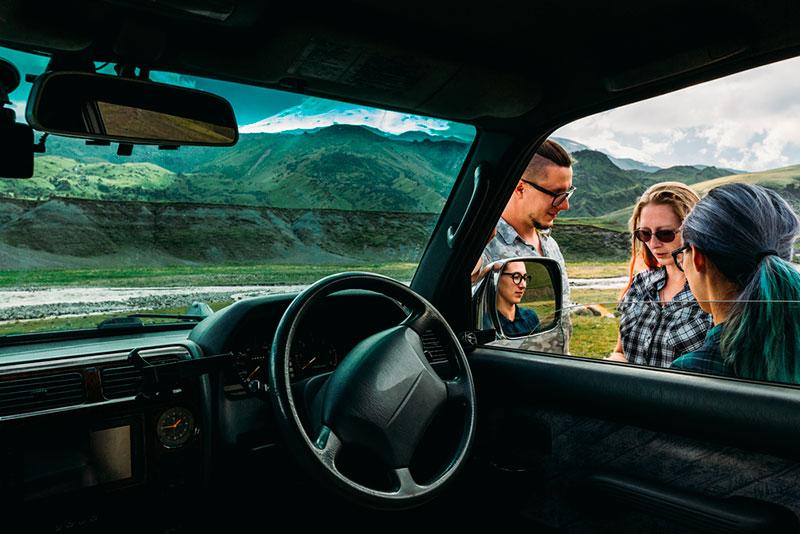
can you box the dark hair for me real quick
[535,139,572,168]
[682,183,800,383]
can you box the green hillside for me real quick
[0,197,438,269]
[27,126,470,213]
[593,164,800,229]
[18,132,797,267]
[569,149,731,217]
[647,165,731,184]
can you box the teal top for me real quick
[671,323,727,376]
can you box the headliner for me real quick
[1,0,799,134]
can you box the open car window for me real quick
[483,54,800,388]
[0,46,475,338]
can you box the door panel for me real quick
[469,348,800,532]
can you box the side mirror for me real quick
[473,256,562,340]
[26,71,238,146]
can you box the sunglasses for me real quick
[501,272,532,285]
[633,228,681,243]
[521,179,576,207]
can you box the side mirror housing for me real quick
[473,256,563,340]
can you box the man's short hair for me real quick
[535,139,572,168]
[523,139,572,182]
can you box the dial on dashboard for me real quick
[156,406,195,448]
[231,331,341,389]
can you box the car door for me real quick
[410,100,800,534]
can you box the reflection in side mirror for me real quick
[472,256,562,340]
[26,71,238,146]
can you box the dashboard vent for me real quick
[0,372,85,416]
[102,347,191,399]
[421,330,449,364]
[101,365,144,399]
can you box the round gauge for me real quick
[232,347,265,385]
[289,335,340,381]
[156,407,195,448]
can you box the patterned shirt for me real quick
[671,323,727,376]
[482,217,571,352]
[618,267,712,368]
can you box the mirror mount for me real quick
[114,63,150,81]
[32,132,48,153]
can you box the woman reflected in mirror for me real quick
[607,182,712,367]
[496,261,540,337]
[671,183,800,384]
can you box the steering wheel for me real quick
[269,272,477,509]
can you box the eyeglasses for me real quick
[671,244,690,272]
[521,179,576,207]
[633,228,681,243]
[501,272,532,285]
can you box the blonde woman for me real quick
[607,182,712,367]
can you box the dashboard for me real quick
[200,290,419,394]
[0,289,456,531]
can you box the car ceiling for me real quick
[1,0,799,135]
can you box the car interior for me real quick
[2,1,800,532]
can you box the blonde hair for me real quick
[623,182,701,294]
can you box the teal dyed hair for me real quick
[682,183,800,384]
[721,256,800,383]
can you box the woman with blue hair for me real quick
[671,183,800,384]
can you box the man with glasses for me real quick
[478,139,574,352]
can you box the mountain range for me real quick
[0,125,797,267]
[21,128,742,217]
[568,149,734,217]
[19,126,470,213]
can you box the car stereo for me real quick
[1,416,144,501]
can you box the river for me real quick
[0,277,627,321]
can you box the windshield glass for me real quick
[0,46,475,337]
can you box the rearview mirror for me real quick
[473,256,562,340]
[26,71,238,146]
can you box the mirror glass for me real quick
[26,72,238,146]
[495,260,556,338]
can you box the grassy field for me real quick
[0,260,628,289]
[0,300,235,336]
[566,262,628,279]
[0,262,419,288]
[557,216,628,233]
[568,286,624,359]
[0,262,627,341]
[571,314,619,358]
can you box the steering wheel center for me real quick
[322,325,448,468]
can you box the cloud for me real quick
[241,98,474,140]
[11,99,25,121]
[555,55,800,171]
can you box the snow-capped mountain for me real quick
[240,98,474,142]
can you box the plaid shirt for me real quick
[618,268,712,368]
[671,323,727,376]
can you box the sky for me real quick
[4,44,800,172]
[554,55,800,172]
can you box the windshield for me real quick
[0,46,475,337]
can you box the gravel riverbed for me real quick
[0,277,626,321]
